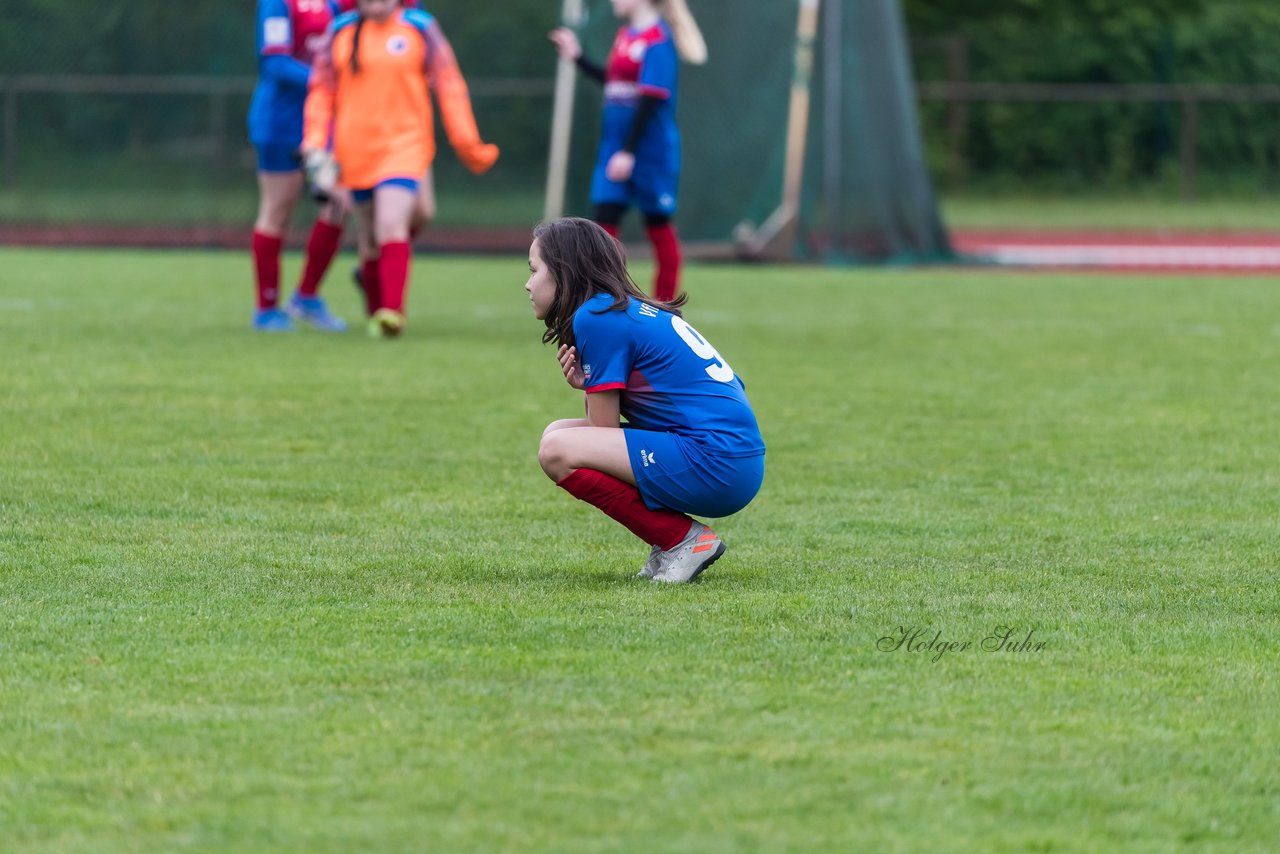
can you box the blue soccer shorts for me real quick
[256,143,302,173]
[590,159,679,217]
[351,177,420,203]
[624,428,764,518]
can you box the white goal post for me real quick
[734,0,822,260]
[543,0,586,221]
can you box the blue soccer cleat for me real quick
[253,307,296,332]
[286,293,348,332]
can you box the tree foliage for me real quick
[904,0,1206,36]
[0,1,557,77]
[1,1,1277,189]
[902,1,1280,187]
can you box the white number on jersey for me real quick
[672,316,735,383]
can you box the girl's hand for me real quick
[319,186,353,219]
[557,344,586,390]
[605,151,635,182]
[549,28,582,61]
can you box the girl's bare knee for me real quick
[538,431,570,481]
[541,419,580,440]
[256,204,290,235]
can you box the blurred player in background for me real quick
[526,218,765,583]
[304,0,498,338]
[549,0,706,303]
[248,0,349,333]
[335,0,435,302]
[334,0,420,10]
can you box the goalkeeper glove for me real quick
[457,142,499,175]
[303,149,339,202]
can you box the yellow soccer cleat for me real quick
[368,308,405,339]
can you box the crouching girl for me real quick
[525,217,765,582]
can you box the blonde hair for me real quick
[659,0,707,65]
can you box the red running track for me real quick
[952,229,1280,273]
[3,224,1279,272]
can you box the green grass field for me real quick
[940,192,1280,230]
[0,185,548,231]
[1,248,1278,851]
[7,169,1280,232]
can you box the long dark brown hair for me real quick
[533,217,687,348]
[350,0,400,75]
[350,15,366,74]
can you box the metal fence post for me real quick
[822,0,843,255]
[1179,93,1198,202]
[2,77,16,190]
[210,88,227,178]
[946,34,969,187]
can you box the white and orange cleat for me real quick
[650,522,725,584]
[635,545,663,579]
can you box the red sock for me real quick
[557,468,693,549]
[646,223,682,302]
[361,257,381,315]
[297,220,343,297]
[251,230,283,310]
[599,222,621,240]
[378,241,411,314]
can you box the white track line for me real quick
[967,244,1280,268]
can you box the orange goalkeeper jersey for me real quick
[303,7,497,190]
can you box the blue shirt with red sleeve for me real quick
[333,0,422,10]
[574,294,765,459]
[247,0,336,148]
[600,21,680,170]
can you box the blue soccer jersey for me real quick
[574,294,765,459]
[600,21,680,174]
[247,0,335,149]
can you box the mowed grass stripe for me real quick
[1,248,1277,851]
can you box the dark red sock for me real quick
[361,257,381,315]
[251,230,283,310]
[378,241,411,314]
[599,222,621,240]
[646,223,682,302]
[297,220,343,297]
[557,468,693,549]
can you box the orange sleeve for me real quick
[302,28,337,151]
[425,21,498,174]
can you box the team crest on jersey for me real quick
[386,35,409,55]
[628,41,648,62]
[263,17,291,48]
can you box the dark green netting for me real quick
[0,0,950,263]
[563,0,951,262]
